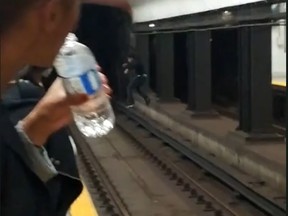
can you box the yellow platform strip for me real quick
[70,183,98,216]
[272,80,286,87]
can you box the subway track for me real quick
[69,103,286,216]
[70,125,131,216]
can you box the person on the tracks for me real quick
[0,0,130,215]
[123,53,151,107]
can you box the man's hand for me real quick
[22,71,111,146]
[97,65,112,97]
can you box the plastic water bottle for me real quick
[54,33,115,137]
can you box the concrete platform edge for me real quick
[135,101,286,192]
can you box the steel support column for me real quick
[155,34,174,101]
[238,26,274,134]
[186,31,215,115]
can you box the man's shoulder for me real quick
[0,107,14,156]
[0,105,9,121]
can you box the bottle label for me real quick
[67,69,101,95]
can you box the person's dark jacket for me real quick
[0,80,83,216]
[124,58,145,76]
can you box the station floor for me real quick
[69,183,98,216]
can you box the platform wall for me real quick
[272,22,286,79]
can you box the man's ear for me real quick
[38,0,63,33]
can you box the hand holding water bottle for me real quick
[54,33,115,138]
[21,70,111,146]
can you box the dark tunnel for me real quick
[211,29,239,107]
[149,35,157,92]
[174,33,188,103]
[75,4,132,99]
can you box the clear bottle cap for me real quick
[66,33,78,42]
[59,33,79,55]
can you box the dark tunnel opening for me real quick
[174,33,188,103]
[75,4,132,98]
[149,35,157,92]
[211,29,239,108]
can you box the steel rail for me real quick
[115,102,286,216]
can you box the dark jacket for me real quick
[0,81,83,216]
[124,58,145,76]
